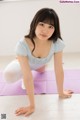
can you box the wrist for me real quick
[30,104,35,108]
[59,92,64,96]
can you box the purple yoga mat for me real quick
[0,70,80,96]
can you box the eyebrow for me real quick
[39,22,54,26]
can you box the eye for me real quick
[38,22,44,26]
[49,25,54,29]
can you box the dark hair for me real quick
[25,8,62,52]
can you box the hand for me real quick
[59,90,74,99]
[15,106,35,116]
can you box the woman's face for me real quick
[35,22,55,41]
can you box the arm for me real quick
[17,55,35,107]
[54,51,72,98]
[54,52,64,95]
[15,55,35,116]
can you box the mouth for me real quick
[40,34,47,37]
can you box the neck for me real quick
[33,37,48,45]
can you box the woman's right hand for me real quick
[15,105,35,117]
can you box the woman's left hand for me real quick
[59,90,74,99]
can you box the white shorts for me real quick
[3,59,22,83]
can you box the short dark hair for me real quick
[25,8,62,52]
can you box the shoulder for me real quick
[16,37,26,46]
[16,37,32,49]
[53,38,65,53]
[15,37,29,56]
[54,38,65,45]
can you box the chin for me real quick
[38,36,48,41]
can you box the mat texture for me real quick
[0,70,80,96]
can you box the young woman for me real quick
[4,8,73,116]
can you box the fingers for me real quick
[15,110,25,116]
[67,90,74,94]
[24,107,34,116]
[15,107,26,116]
[16,111,23,116]
[65,90,74,94]
[15,107,24,112]
[59,94,72,99]
[15,110,33,116]
[64,94,72,98]
[24,111,33,117]
[15,106,34,116]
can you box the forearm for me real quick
[53,52,72,98]
[24,78,35,107]
[55,68,64,95]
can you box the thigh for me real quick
[4,59,21,72]
[3,59,22,82]
[36,65,46,73]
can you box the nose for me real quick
[42,26,49,34]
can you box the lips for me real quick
[40,34,47,37]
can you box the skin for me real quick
[15,22,73,117]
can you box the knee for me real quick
[36,65,46,73]
[3,70,18,83]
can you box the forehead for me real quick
[40,18,54,26]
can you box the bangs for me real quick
[42,18,54,26]
[38,13,54,26]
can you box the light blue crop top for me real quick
[15,38,65,70]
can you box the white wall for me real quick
[0,0,80,56]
